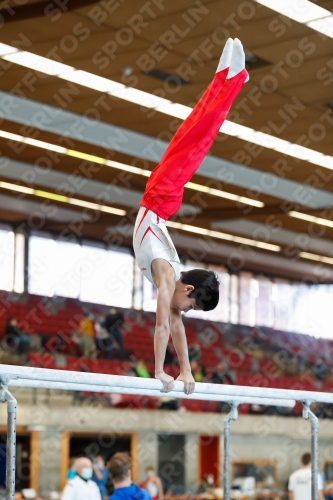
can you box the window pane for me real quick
[80,245,109,305]
[106,250,133,308]
[239,272,256,326]
[230,274,239,324]
[29,236,81,298]
[14,233,25,294]
[0,229,14,292]
[207,265,230,322]
[274,280,294,331]
[292,284,333,338]
[80,245,133,307]
[28,236,57,296]
[306,285,333,339]
[54,241,81,299]
[256,277,274,327]
[293,284,311,335]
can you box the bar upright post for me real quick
[223,403,238,500]
[0,383,17,500]
[303,402,318,500]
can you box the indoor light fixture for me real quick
[289,211,333,229]
[0,41,331,171]
[0,181,126,216]
[0,181,34,195]
[220,122,333,170]
[166,221,281,252]
[0,129,67,153]
[2,50,76,76]
[0,129,262,207]
[255,0,333,38]
[299,251,333,266]
[185,181,264,207]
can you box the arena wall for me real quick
[1,396,332,494]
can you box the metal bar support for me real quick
[223,403,238,500]
[0,383,17,500]
[303,402,318,500]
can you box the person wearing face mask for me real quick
[61,457,101,500]
[92,455,109,499]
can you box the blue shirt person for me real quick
[108,452,151,500]
[92,456,109,498]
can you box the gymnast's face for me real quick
[171,283,201,313]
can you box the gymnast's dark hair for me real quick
[181,269,219,311]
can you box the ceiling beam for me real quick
[0,0,99,23]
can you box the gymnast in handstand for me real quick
[133,38,249,395]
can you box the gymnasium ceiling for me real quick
[1,0,333,281]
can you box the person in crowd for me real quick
[140,466,163,500]
[313,359,328,381]
[156,396,179,411]
[288,453,324,500]
[197,473,215,494]
[105,308,125,361]
[249,404,265,415]
[108,452,151,500]
[324,478,333,499]
[94,315,110,359]
[78,312,97,359]
[67,458,77,480]
[61,457,101,500]
[210,361,234,385]
[4,317,30,354]
[188,343,201,363]
[190,361,204,383]
[92,455,108,499]
[135,359,151,378]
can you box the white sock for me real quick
[227,38,249,81]
[216,38,233,73]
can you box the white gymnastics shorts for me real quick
[133,207,180,285]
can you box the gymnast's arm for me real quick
[169,307,195,395]
[152,259,176,393]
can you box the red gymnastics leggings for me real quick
[140,67,248,220]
